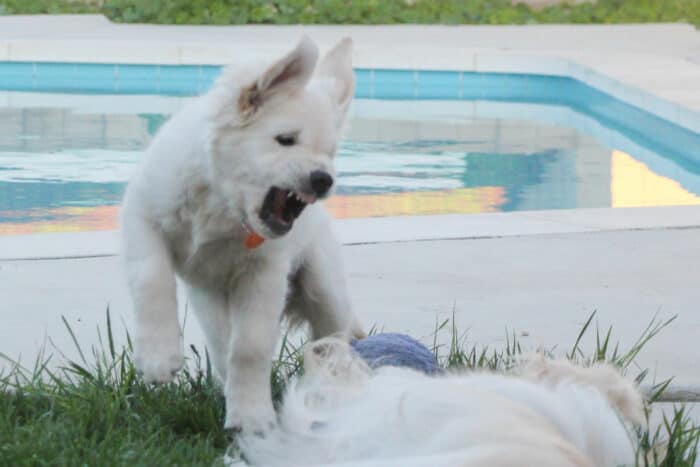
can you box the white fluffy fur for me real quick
[238,339,643,467]
[121,37,364,433]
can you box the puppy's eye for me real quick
[275,133,297,147]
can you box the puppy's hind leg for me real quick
[123,213,183,383]
[287,231,365,341]
[187,286,230,383]
[224,261,289,434]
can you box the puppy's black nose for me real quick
[309,170,333,197]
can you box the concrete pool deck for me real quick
[0,17,699,423]
[2,206,700,388]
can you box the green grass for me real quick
[0,310,698,466]
[0,0,698,27]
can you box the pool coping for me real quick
[2,205,700,261]
[0,17,699,258]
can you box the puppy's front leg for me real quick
[123,214,183,383]
[295,227,365,341]
[224,261,288,434]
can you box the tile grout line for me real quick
[3,224,700,262]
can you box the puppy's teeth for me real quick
[287,192,294,198]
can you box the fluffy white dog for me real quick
[121,37,365,433]
[237,339,645,467]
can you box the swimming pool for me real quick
[1,64,699,234]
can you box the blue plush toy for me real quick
[351,333,440,375]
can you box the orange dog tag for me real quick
[245,231,265,249]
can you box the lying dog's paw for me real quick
[224,404,277,436]
[134,334,184,384]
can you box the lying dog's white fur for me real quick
[121,37,364,433]
[237,339,644,467]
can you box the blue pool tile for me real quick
[0,62,34,82]
[0,62,35,90]
[460,72,483,100]
[416,71,461,99]
[354,69,373,98]
[537,76,572,104]
[35,62,75,78]
[373,69,415,99]
[116,64,159,94]
[158,65,201,96]
[34,63,77,91]
[199,66,222,92]
[74,64,117,93]
[118,64,158,81]
[78,63,116,81]
[158,65,200,81]
[476,73,524,100]
[118,78,158,94]
[68,77,113,93]
[33,63,117,93]
[519,75,558,103]
[0,76,34,91]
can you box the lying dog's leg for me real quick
[123,214,183,383]
[519,354,645,425]
[289,232,365,341]
[224,261,289,433]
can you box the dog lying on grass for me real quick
[122,37,364,434]
[237,338,644,467]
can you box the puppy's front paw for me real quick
[224,404,276,436]
[134,332,184,384]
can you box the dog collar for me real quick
[242,222,265,249]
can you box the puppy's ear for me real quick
[316,37,355,128]
[238,36,319,120]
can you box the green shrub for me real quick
[0,0,698,26]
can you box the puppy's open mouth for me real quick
[259,186,316,236]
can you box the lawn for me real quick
[0,311,698,466]
[0,0,698,27]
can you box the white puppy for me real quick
[238,339,644,467]
[121,37,365,433]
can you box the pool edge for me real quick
[0,20,697,134]
[3,206,700,261]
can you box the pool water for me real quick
[0,90,699,235]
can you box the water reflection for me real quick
[1,94,698,235]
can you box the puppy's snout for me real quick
[309,170,333,197]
